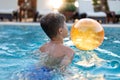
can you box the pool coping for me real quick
[0,22,120,27]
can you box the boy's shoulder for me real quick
[39,43,48,52]
[61,45,74,54]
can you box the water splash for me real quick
[74,50,105,67]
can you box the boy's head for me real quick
[40,13,66,39]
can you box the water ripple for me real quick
[96,48,120,58]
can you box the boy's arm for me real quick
[60,47,74,71]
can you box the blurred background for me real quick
[0,0,120,23]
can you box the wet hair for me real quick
[40,13,66,39]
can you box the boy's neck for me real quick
[51,38,63,44]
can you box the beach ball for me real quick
[70,18,104,50]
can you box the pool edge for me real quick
[0,22,120,27]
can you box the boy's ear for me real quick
[58,28,63,34]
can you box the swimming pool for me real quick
[0,23,120,80]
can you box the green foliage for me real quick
[59,2,76,12]
[65,0,76,2]
[92,0,98,5]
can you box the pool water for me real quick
[0,24,120,80]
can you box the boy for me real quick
[40,13,74,71]
[12,13,74,80]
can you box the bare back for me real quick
[40,42,74,69]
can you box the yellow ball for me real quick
[70,18,104,50]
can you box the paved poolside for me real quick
[0,22,120,27]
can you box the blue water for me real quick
[0,24,120,80]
